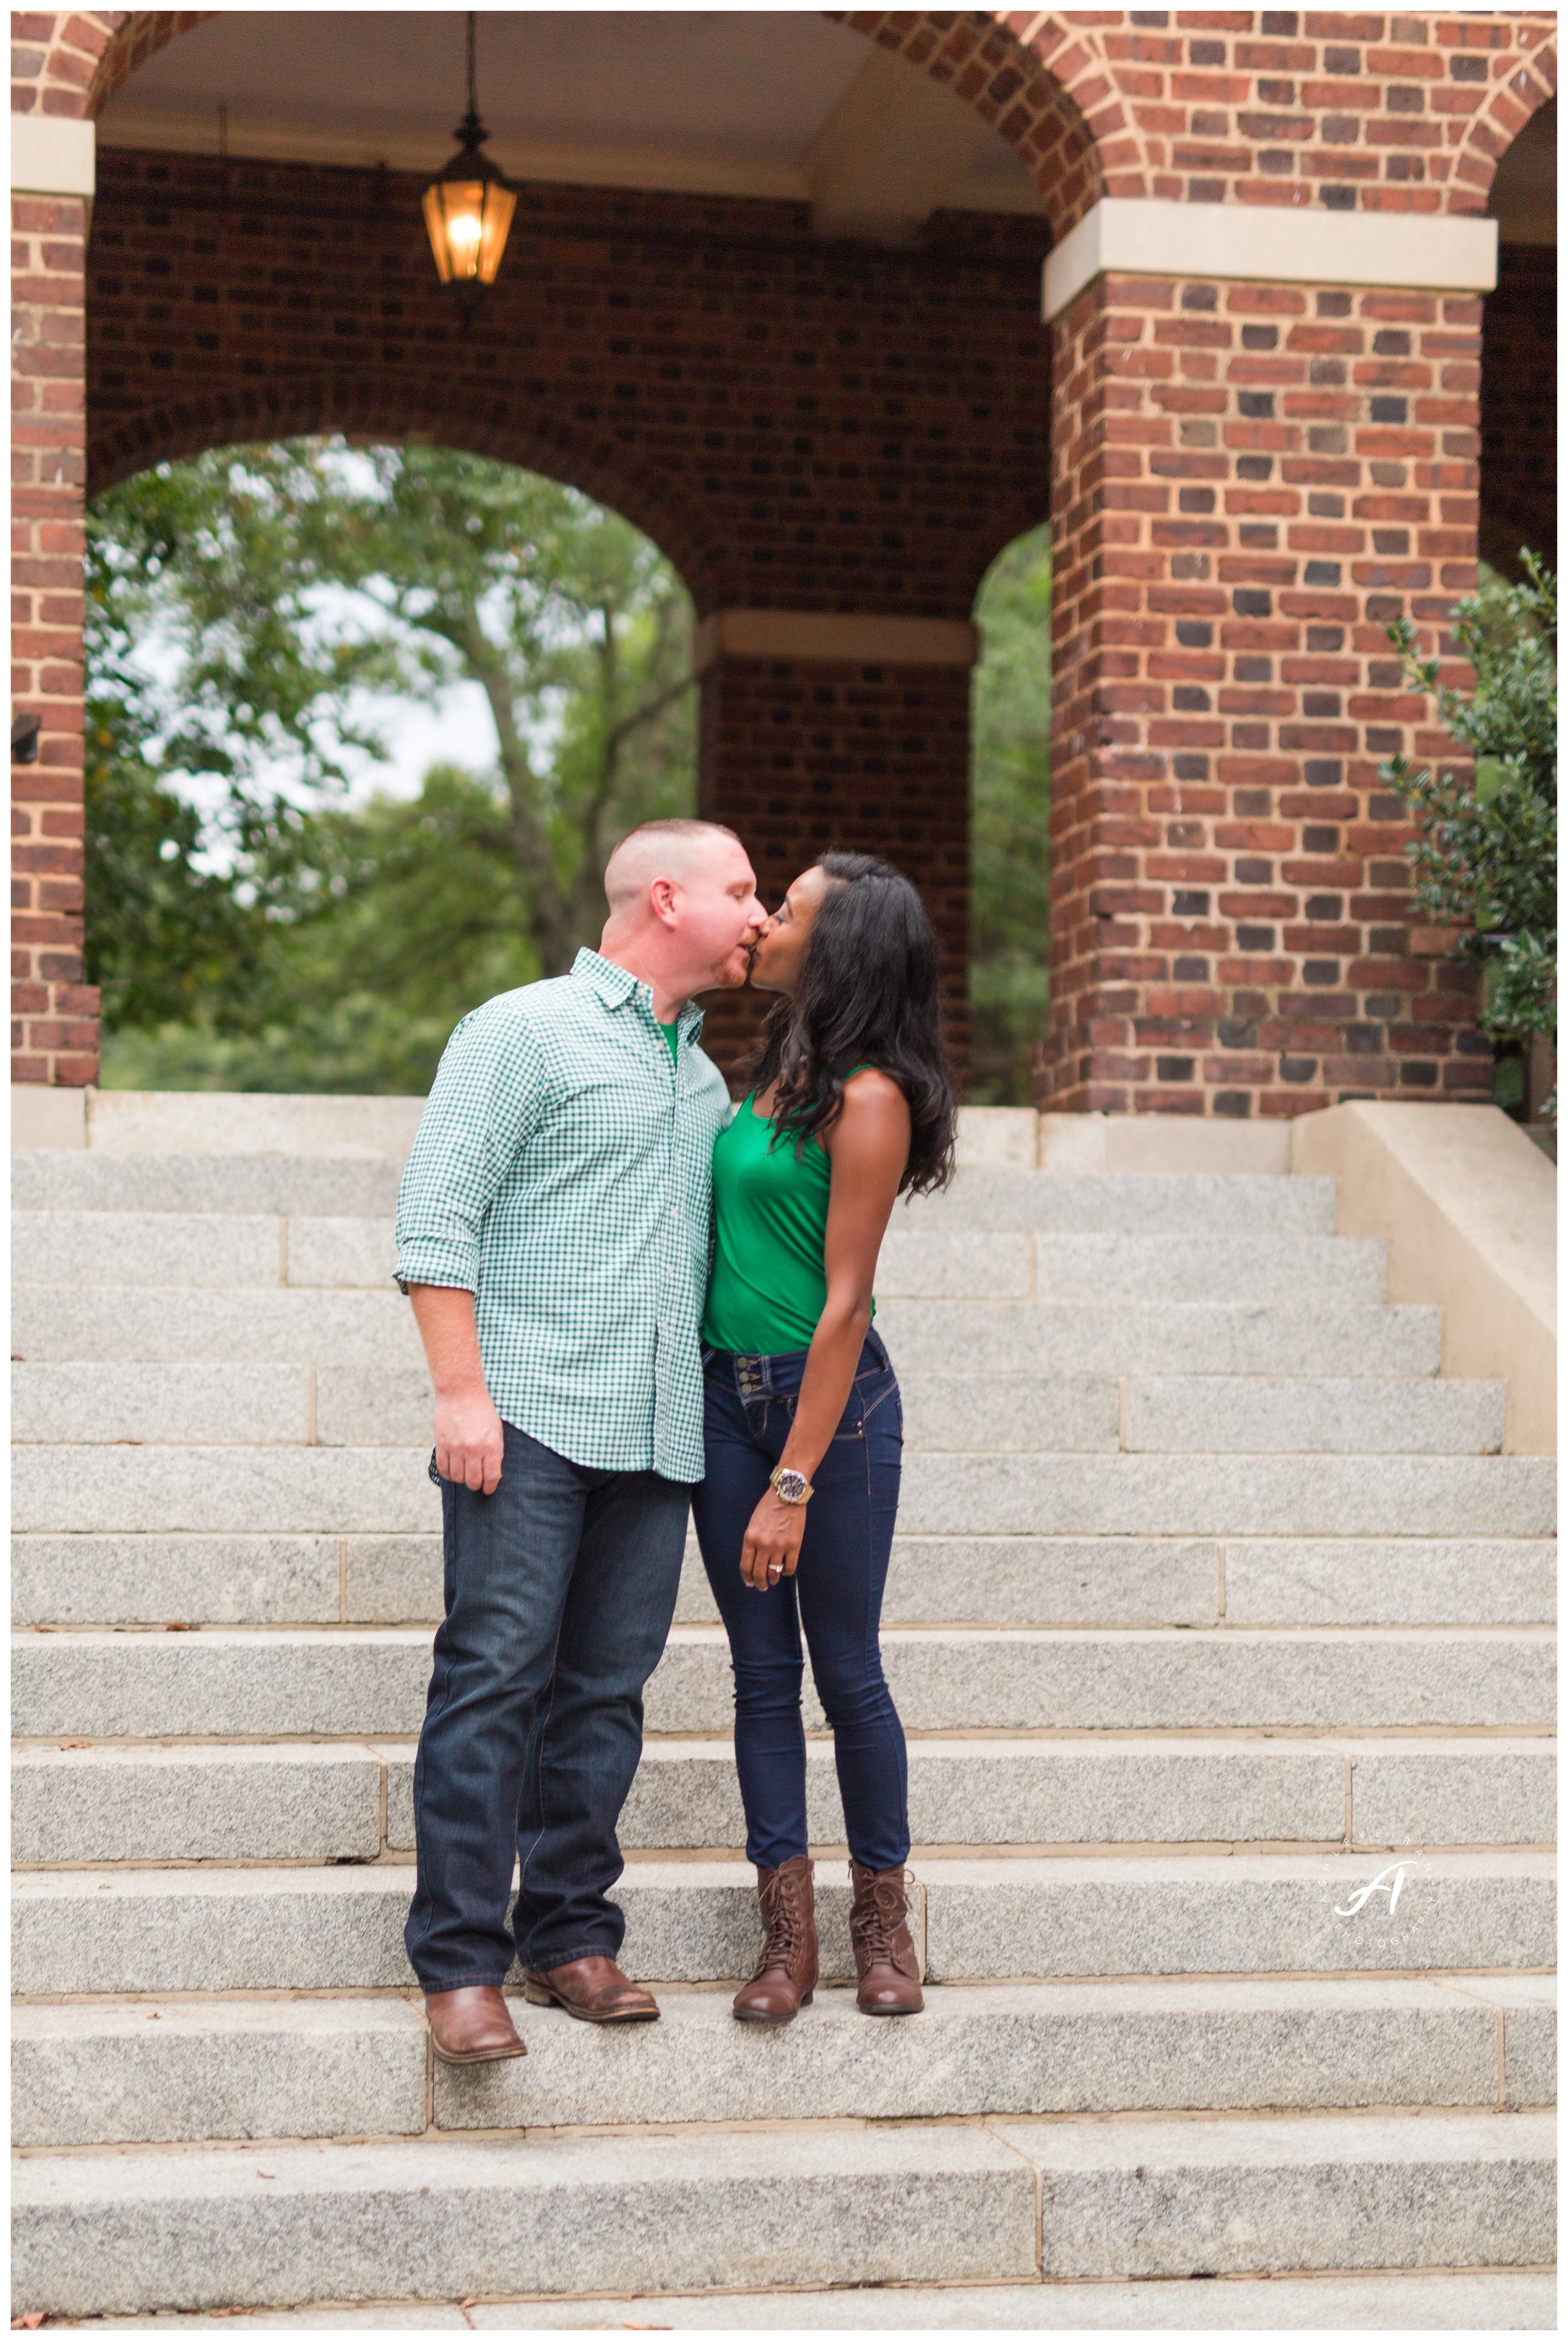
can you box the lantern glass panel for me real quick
[423,180,516,285]
[475,184,516,284]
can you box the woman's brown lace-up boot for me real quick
[849,1861,924,2014]
[731,1854,818,2024]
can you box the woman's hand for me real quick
[740,1489,808,1591]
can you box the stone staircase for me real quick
[11,1110,1557,2328]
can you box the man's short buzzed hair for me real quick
[603,818,742,912]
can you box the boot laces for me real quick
[756,1872,807,1975]
[854,1873,906,1964]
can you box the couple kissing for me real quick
[393,817,956,2064]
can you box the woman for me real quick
[691,852,956,2025]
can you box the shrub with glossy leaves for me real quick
[1381,555,1556,1082]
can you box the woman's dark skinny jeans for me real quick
[691,1330,910,1874]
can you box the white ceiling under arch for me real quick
[98,11,1049,241]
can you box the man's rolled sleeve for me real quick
[393,1001,548,1294]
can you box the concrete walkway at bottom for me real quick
[46,2269,1559,2330]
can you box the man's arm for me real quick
[409,1285,505,1495]
[393,999,546,1495]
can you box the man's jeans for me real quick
[405,1422,689,1990]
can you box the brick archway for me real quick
[75,142,1055,1091]
[1473,49,1558,581]
[14,10,1556,1104]
[38,9,1108,242]
[15,9,1559,220]
[1451,23,1558,213]
[832,12,1110,230]
[86,386,731,616]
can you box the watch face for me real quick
[775,1469,808,1504]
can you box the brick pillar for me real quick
[695,615,976,1087]
[12,178,98,1086]
[1041,265,1491,1121]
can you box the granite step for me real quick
[13,2112,1555,2318]
[17,1445,1552,1539]
[50,2272,1557,2330]
[883,1233,1389,1305]
[15,1530,1555,1632]
[12,1973,1555,2149]
[12,1152,1340,1236]
[16,1213,1387,1305]
[11,1150,404,1219]
[13,1287,1443,1376]
[13,1731,1555,1874]
[13,1624,1553,1741]
[876,1298,1443,1378]
[11,1361,1507,1455]
[898,1170,1339,1236]
[12,1850,1554,2000]
[228,1729,1568,1859]
[12,1285,426,1367]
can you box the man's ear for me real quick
[649,876,682,928]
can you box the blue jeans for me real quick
[690,1331,909,1873]
[405,1422,689,1990]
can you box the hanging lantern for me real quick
[423,13,516,296]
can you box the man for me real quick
[394,818,766,2064]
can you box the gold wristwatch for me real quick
[769,1465,814,1506]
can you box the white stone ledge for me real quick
[1037,1112,1292,1176]
[11,1085,87,1149]
[1292,1102,1556,1457]
[11,115,95,198]
[694,610,978,673]
[1043,198,1500,322]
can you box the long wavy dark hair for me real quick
[750,853,956,1196]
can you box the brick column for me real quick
[695,613,977,1085]
[1041,254,1494,1120]
[13,167,98,1087]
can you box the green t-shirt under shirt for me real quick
[702,1091,874,1354]
[659,1020,679,1062]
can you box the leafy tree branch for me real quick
[1380,555,1557,1071]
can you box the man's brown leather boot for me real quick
[732,1854,818,2024]
[521,1955,660,2022]
[423,1985,527,2064]
[849,1862,923,2015]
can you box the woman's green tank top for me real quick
[702,1090,874,1354]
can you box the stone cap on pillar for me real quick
[1042,197,1500,322]
[11,116,96,198]
[693,610,979,674]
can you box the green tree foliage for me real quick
[88,440,696,1092]
[83,669,270,1034]
[1381,555,1557,1081]
[968,526,1052,1105]
[92,443,1059,1100]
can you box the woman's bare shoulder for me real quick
[829,1067,910,1152]
[840,1066,907,1112]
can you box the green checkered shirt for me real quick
[394,948,730,1483]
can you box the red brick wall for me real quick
[859,9,1556,214]
[698,654,974,1080]
[86,154,1052,621]
[17,11,1555,221]
[1480,242,1557,577]
[11,184,98,1085]
[1044,265,1492,1118]
[9,9,1558,1096]
[77,153,1050,1085]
